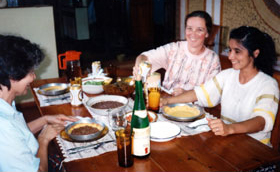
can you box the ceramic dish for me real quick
[38,83,69,96]
[82,76,112,94]
[124,111,158,123]
[121,76,134,86]
[65,118,106,142]
[86,95,128,116]
[103,82,135,97]
[150,121,181,142]
[162,103,204,122]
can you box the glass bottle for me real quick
[130,75,150,158]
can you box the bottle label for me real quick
[134,110,148,118]
[132,126,150,156]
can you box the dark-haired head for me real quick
[0,35,44,90]
[185,10,213,35]
[229,26,276,76]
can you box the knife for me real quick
[67,140,115,152]
[44,95,70,103]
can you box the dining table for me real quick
[30,75,280,172]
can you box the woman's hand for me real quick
[133,65,139,79]
[38,124,65,144]
[172,88,185,96]
[207,118,232,136]
[45,114,78,126]
[160,97,170,107]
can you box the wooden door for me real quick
[130,0,154,52]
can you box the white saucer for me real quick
[150,121,181,142]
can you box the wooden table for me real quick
[30,77,280,172]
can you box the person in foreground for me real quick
[133,10,221,96]
[0,35,77,172]
[161,26,279,145]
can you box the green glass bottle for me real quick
[130,76,150,158]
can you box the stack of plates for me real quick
[150,122,181,142]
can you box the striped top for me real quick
[194,68,279,145]
[142,41,221,91]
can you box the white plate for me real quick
[150,122,181,142]
[124,111,158,123]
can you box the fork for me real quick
[44,95,70,103]
[68,140,115,154]
[185,123,208,129]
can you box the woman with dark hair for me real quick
[161,26,279,146]
[0,35,77,172]
[133,10,221,96]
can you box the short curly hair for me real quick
[0,35,44,90]
[230,26,276,76]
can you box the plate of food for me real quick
[162,103,204,122]
[86,95,128,116]
[150,121,181,142]
[82,76,112,94]
[103,82,135,97]
[124,111,157,123]
[38,83,69,96]
[64,118,106,142]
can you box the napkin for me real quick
[33,88,70,107]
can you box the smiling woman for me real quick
[161,26,279,146]
[0,35,78,172]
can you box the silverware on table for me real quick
[67,140,115,154]
[185,123,208,129]
[44,95,70,103]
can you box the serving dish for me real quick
[86,95,128,116]
[82,76,112,94]
[65,118,106,142]
[38,83,69,96]
[150,121,181,142]
[162,103,204,122]
[120,76,134,86]
[124,111,158,123]
[103,82,135,97]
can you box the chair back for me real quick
[271,72,280,151]
[205,24,220,47]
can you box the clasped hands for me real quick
[38,114,78,144]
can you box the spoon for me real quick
[185,123,208,129]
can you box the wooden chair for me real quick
[205,24,220,47]
[271,106,280,152]
[271,72,280,152]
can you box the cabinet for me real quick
[61,7,90,40]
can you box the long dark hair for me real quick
[230,26,276,76]
[0,35,44,90]
[185,10,213,35]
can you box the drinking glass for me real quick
[115,129,133,167]
[108,109,127,131]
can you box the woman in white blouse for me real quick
[161,26,279,145]
[133,11,221,96]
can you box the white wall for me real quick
[0,6,59,102]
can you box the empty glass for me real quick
[108,109,127,131]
